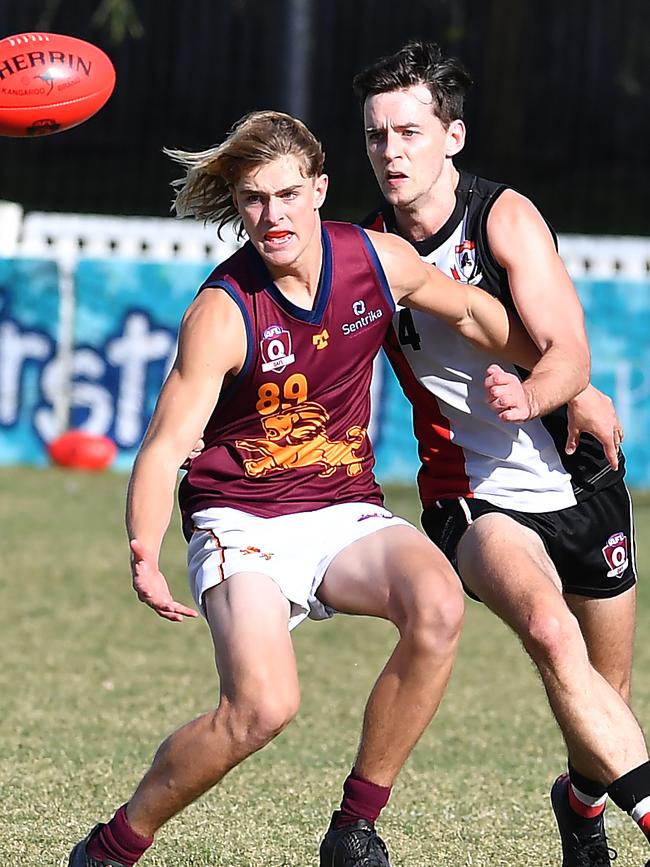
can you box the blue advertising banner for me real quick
[577,277,650,487]
[71,258,211,469]
[0,258,60,465]
[0,256,648,488]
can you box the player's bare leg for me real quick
[549,590,637,863]
[321,525,464,784]
[318,524,464,866]
[567,589,636,703]
[127,572,300,835]
[457,514,647,866]
[457,514,647,782]
[69,572,299,866]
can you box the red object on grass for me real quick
[47,430,117,471]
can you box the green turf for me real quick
[1,466,649,866]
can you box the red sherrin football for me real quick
[47,430,117,471]
[0,32,115,136]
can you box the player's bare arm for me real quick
[367,228,535,359]
[486,190,590,421]
[126,288,246,620]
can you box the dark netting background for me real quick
[1,0,649,233]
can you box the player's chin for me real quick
[262,248,301,272]
[256,237,299,266]
[381,183,415,206]
[381,188,408,206]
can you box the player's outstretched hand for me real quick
[484,364,532,422]
[129,538,198,622]
[565,385,623,470]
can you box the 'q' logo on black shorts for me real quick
[602,531,629,579]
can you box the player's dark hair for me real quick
[165,110,325,238]
[353,40,472,126]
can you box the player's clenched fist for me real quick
[484,363,535,423]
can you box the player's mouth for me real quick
[384,170,408,187]
[263,230,293,247]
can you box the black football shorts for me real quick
[421,478,637,599]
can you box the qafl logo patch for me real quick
[451,240,482,284]
[454,240,476,279]
[601,531,629,578]
[260,325,295,373]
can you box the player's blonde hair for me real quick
[165,110,325,238]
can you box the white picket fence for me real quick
[558,234,650,280]
[0,201,240,265]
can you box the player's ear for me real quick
[313,174,328,210]
[445,119,466,157]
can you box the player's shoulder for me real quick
[183,281,243,326]
[466,172,509,201]
[486,187,554,242]
[466,172,541,224]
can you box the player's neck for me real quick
[393,165,460,243]
[269,224,324,310]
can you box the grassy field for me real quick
[1,466,650,867]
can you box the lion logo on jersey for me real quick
[236,401,367,478]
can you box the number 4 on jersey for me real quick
[398,309,422,351]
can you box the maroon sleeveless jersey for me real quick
[178,221,394,533]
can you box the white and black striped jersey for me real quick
[364,171,625,512]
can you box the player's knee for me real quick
[394,578,464,655]
[249,697,298,746]
[521,607,580,668]
[246,693,299,747]
[217,690,300,753]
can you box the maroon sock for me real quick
[87,804,153,866]
[334,769,392,829]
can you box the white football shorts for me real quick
[187,502,410,630]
